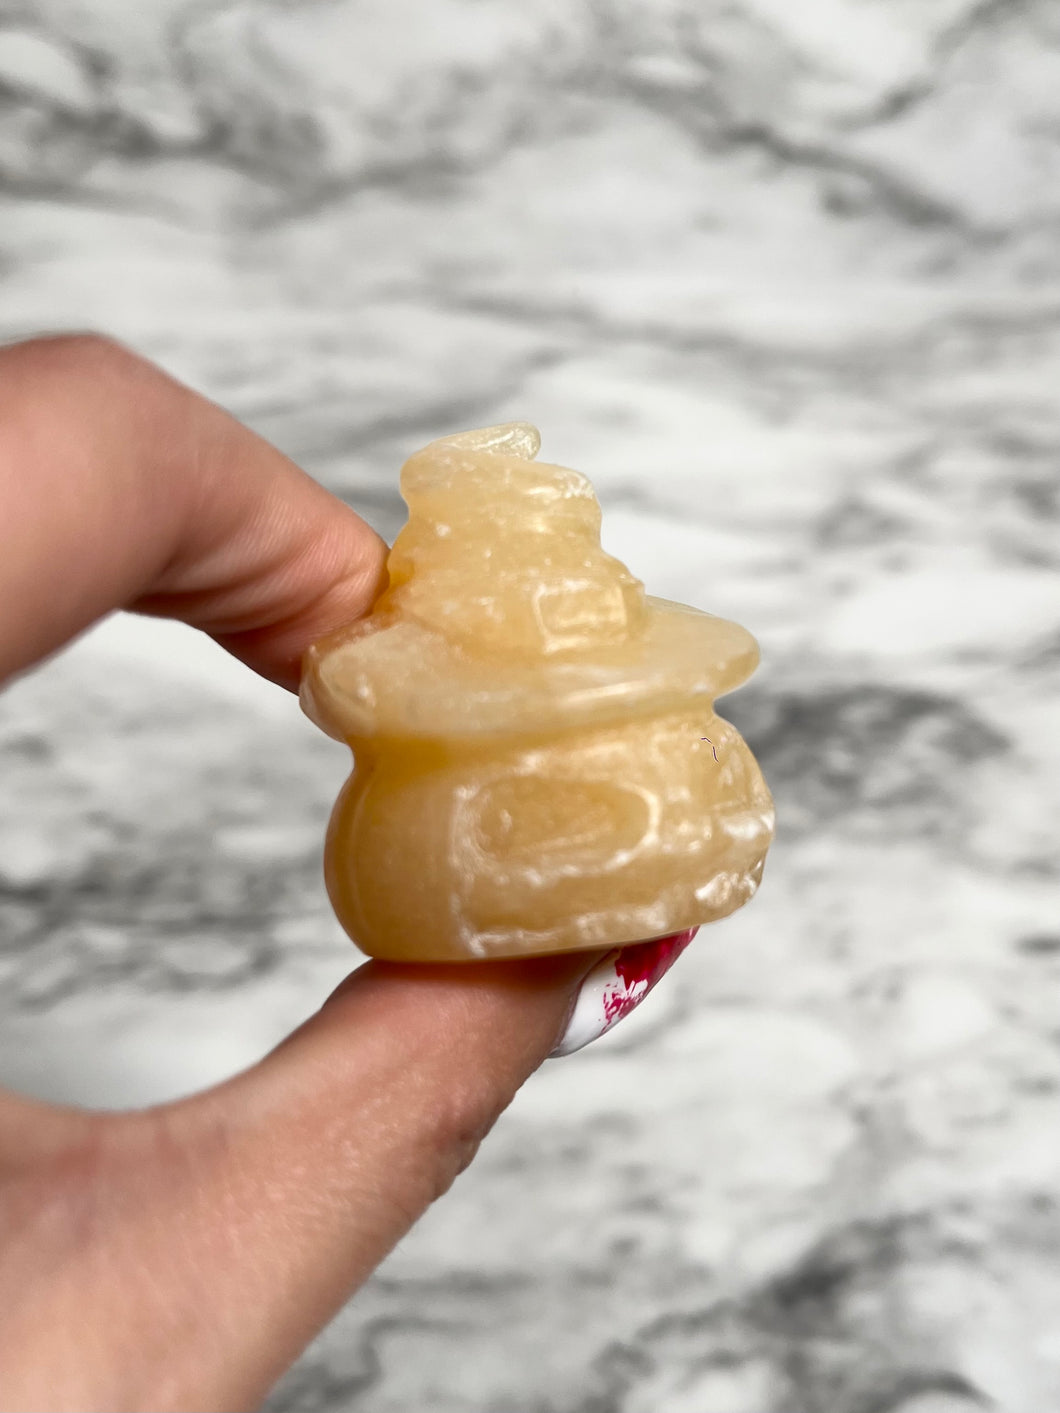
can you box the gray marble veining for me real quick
[1,3,1059,1410]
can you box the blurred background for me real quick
[1,2,1059,1409]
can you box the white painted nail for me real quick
[550,928,697,1057]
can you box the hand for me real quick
[0,336,595,1411]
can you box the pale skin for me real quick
[0,336,599,1411]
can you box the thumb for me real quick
[2,954,596,1412]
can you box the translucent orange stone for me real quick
[301,424,774,961]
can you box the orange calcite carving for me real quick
[301,424,774,961]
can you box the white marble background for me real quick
[1,2,1059,1409]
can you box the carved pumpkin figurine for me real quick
[301,424,774,961]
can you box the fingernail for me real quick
[549,928,697,1057]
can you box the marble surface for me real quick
[1,2,1059,1409]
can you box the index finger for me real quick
[0,334,388,690]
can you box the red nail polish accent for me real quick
[550,928,697,1057]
